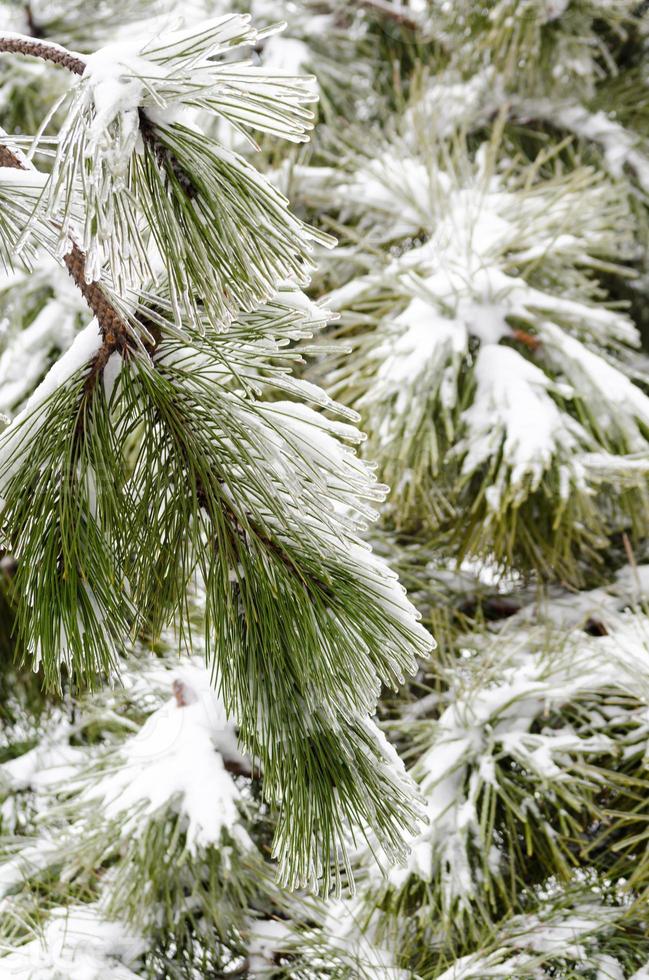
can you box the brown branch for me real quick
[0,35,85,74]
[512,328,541,352]
[0,140,133,392]
[24,5,45,40]
[355,0,420,30]
[0,34,197,199]
[0,145,22,168]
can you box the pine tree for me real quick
[4,2,649,978]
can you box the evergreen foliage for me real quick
[3,1,649,978]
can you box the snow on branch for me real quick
[315,135,648,574]
[4,16,332,326]
[378,611,649,918]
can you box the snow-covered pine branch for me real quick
[0,15,433,895]
[4,1,649,975]
[306,133,649,577]
[0,21,332,326]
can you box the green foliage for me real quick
[4,0,649,976]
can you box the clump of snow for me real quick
[0,732,83,793]
[313,900,409,980]
[434,900,624,979]
[405,67,503,139]
[367,297,468,422]
[0,258,85,416]
[84,663,251,854]
[0,904,146,979]
[338,154,442,240]
[8,317,100,416]
[540,321,649,452]
[261,36,312,76]
[247,918,292,976]
[0,838,62,899]
[0,167,48,190]
[455,344,585,509]
[82,44,152,176]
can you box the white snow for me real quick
[0,904,146,979]
[0,318,102,495]
[0,838,61,898]
[518,100,649,194]
[319,900,409,979]
[539,320,649,451]
[456,343,583,508]
[0,289,80,415]
[510,562,649,632]
[84,663,251,854]
[370,298,468,417]
[385,613,649,908]
[82,45,151,174]
[261,36,312,76]
[16,316,101,412]
[247,919,292,976]
[543,0,571,20]
[434,901,622,978]
[0,166,48,190]
[323,138,645,515]
[338,154,440,239]
[0,737,84,792]
[405,68,503,140]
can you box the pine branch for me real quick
[0,34,85,74]
[0,29,326,327]
[23,5,45,41]
[356,0,420,30]
[0,34,197,231]
[0,19,432,894]
[0,139,135,393]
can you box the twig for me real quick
[0,140,133,386]
[512,328,541,352]
[0,33,197,198]
[0,34,85,74]
[355,0,420,30]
